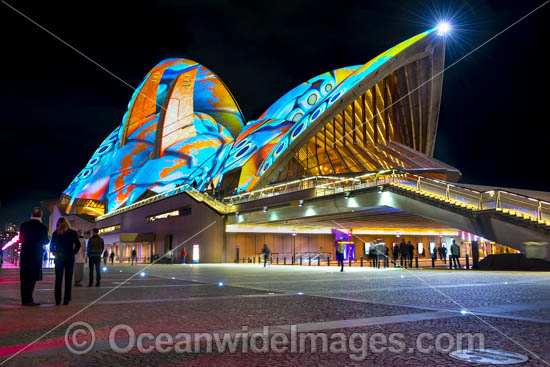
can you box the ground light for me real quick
[436,21,451,36]
[218,282,224,286]
[102,267,107,272]
[297,292,304,295]
[460,310,469,315]
[140,272,146,277]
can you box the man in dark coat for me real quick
[392,243,399,267]
[19,208,49,306]
[407,240,414,268]
[399,239,408,268]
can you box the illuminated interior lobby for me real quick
[46,26,549,264]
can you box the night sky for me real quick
[1,0,548,226]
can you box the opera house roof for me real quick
[63,28,458,215]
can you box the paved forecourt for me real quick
[0,263,549,366]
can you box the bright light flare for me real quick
[102,267,107,272]
[436,21,451,36]
[2,234,19,251]
[140,272,146,277]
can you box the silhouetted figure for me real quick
[430,244,437,263]
[19,208,49,306]
[261,244,270,267]
[102,250,108,265]
[110,251,115,265]
[50,217,80,305]
[450,240,461,269]
[181,248,187,264]
[399,239,408,268]
[392,243,399,266]
[336,241,345,272]
[87,228,104,287]
[131,248,137,265]
[407,241,414,268]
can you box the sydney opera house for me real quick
[46,27,549,264]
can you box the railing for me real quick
[96,183,233,221]
[391,171,550,225]
[223,169,550,226]
[96,168,550,227]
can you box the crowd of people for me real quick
[18,207,107,306]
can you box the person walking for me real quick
[261,244,270,267]
[109,251,115,265]
[336,240,345,272]
[181,248,187,264]
[430,244,438,265]
[399,239,408,268]
[73,230,86,287]
[87,228,104,287]
[392,243,399,267]
[131,248,137,265]
[102,249,108,265]
[19,208,49,306]
[450,240,461,269]
[50,218,80,305]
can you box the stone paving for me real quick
[0,264,549,366]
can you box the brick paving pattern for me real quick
[0,264,549,366]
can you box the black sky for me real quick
[1,0,548,226]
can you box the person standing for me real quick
[399,239,408,268]
[50,218,80,305]
[73,230,86,287]
[102,249,108,265]
[181,248,187,264]
[261,244,270,268]
[407,240,414,268]
[392,243,399,267]
[87,228,104,287]
[336,240,345,272]
[131,248,137,265]
[450,240,461,269]
[19,208,49,306]
[109,251,115,265]
[430,244,438,264]
[374,241,384,269]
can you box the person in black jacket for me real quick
[399,239,408,268]
[407,240,414,268]
[392,243,399,267]
[19,208,50,306]
[50,217,80,305]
